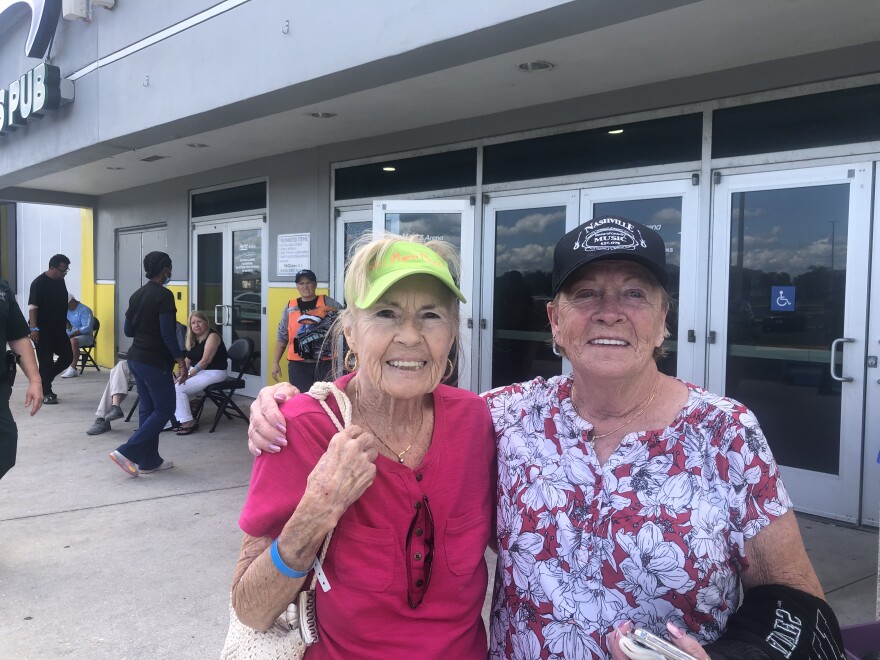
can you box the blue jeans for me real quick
[116,359,175,470]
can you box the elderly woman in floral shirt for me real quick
[249,218,844,660]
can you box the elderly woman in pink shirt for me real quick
[230,235,494,659]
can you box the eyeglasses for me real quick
[56,265,71,273]
[406,495,434,608]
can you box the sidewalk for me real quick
[0,371,877,659]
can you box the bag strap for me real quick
[302,381,352,590]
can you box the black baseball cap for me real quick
[295,269,317,283]
[551,216,669,295]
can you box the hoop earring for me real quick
[442,358,455,382]
[551,339,562,357]
[344,350,359,372]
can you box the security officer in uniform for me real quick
[1,278,43,481]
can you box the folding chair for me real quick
[192,337,254,433]
[78,318,101,373]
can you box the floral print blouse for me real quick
[486,375,792,659]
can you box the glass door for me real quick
[192,216,265,397]
[708,164,872,524]
[372,200,475,391]
[479,191,577,393]
[580,179,702,382]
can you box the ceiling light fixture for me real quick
[187,142,210,148]
[306,112,337,119]
[517,60,554,73]
[106,166,125,170]
[608,129,624,135]
[382,166,396,172]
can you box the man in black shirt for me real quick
[28,254,72,404]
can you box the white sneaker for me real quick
[61,367,79,378]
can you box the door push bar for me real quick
[829,337,855,383]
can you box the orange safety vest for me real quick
[287,295,335,361]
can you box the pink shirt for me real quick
[239,373,495,659]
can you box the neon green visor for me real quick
[355,241,466,308]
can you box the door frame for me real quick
[579,178,703,384]
[707,163,872,523]
[479,190,579,393]
[864,171,880,526]
[371,199,476,391]
[191,214,266,397]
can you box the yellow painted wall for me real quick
[94,282,115,367]
[266,286,329,384]
[167,285,190,326]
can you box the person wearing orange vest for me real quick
[271,269,341,392]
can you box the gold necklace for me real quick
[573,379,660,441]
[354,379,415,464]
[362,416,413,463]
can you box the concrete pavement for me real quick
[0,370,877,659]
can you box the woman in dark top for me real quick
[174,310,228,435]
[109,251,187,478]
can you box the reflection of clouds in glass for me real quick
[743,237,841,275]
[651,207,681,223]
[665,240,681,267]
[393,214,461,247]
[742,225,782,249]
[496,243,554,273]
[731,207,767,219]
[497,210,564,236]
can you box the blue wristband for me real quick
[270,538,309,578]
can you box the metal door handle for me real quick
[214,304,224,326]
[224,304,233,326]
[830,337,855,382]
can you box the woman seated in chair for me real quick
[175,311,228,435]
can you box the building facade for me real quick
[1,0,879,527]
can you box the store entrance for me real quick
[191,216,264,397]
[708,164,874,524]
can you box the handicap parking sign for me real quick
[770,286,796,312]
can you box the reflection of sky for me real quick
[495,207,565,273]
[732,184,849,277]
[386,213,461,250]
[594,198,682,267]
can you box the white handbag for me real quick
[220,382,351,660]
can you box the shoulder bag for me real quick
[220,382,352,660]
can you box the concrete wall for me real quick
[0,0,583,185]
[95,147,326,283]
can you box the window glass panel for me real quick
[335,150,477,200]
[191,182,267,218]
[725,184,848,474]
[492,206,565,388]
[232,228,261,377]
[713,84,880,157]
[593,198,682,377]
[483,114,702,184]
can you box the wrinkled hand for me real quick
[609,621,709,660]
[303,425,379,517]
[247,382,299,456]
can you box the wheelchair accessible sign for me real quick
[771,286,795,312]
